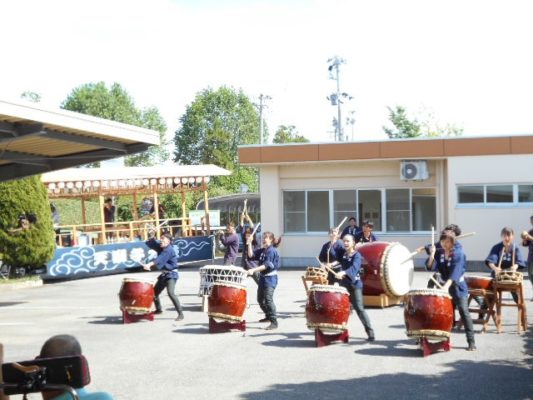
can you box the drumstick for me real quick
[512,243,515,266]
[336,216,348,231]
[400,250,421,265]
[429,275,444,289]
[251,222,261,237]
[316,257,337,276]
[497,245,504,270]
[431,225,435,248]
[456,231,476,239]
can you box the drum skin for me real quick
[404,289,453,340]
[358,242,414,297]
[119,279,154,315]
[465,276,493,291]
[305,285,350,333]
[208,282,247,322]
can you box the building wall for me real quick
[446,154,533,262]
[260,159,446,266]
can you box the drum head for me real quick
[382,243,414,296]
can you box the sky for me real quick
[1,0,533,147]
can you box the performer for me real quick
[341,217,360,239]
[427,231,476,351]
[354,221,377,244]
[521,215,533,297]
[141,233,184,321]
[485,227,526,303]
[219,222,239,266]
[318,227,343,284]
[246,231,281,330]
[330,234,375,341]
[241,226,260,284]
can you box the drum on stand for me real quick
[357,242,414,297]
[465,275,493,291]
[306,284,350,334]
[199,265,248,296]
[119,278,154,315]
[494,271,523,288]
[304,267,328,284]
[404,289,453,341]
[208,281,247,322]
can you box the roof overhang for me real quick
[238,134,533,166]
[0,99,161,182]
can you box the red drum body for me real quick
[358,242,414,297]
[465,276,493,291]
[306,285,350,333]
[404,289,453,340]
[208,281,247,322]
[119,278,154,315]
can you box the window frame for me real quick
[456,183,533,208]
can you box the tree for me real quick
[0,175,55,273]
[174,86,261,192]
[383,105,463,139]
[383,106,421,139]
[61,82,169,166]
[272,125,309,144]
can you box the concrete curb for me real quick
[0,278,43,292]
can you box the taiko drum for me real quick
[306,284,350,333]
[465,275,493,291]
[208,281,247,322]
[404,289,453,340]
[119,278,154,315]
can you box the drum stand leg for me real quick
[209,317,246,333]
[314,329,349,347]
[122,310,154,324]
[419,337,451,357]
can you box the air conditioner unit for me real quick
[400,160,429,181]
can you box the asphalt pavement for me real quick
[1,265,532,400]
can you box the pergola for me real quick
[0,98,160,182]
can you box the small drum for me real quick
[208,281,247,322]
[199,265,248,296]
[304,267,328,284]
[357,242,414,297]
[494,271,523,287]
[306,284,350,333]
[404,289,453,341]
[119,278,154,315]
[465,275,493,291]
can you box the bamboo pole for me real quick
[180,188,188,237]
[81,197,87,225]
[153,190,160,240]
[203,182,211,236]
[99,194,106,244]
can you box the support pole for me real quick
[181,188,188,237]
[0,343,8,400]
[99,194,106,244]
[153,190,160,240]
[203,182,211,236]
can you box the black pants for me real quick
[257,285,277,323]
[346,286,374,338]
[154,277,183,315]
[454,296,475,345]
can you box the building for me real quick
[238,135,533,267]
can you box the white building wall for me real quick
[446,154,533,262]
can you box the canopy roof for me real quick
[0,99,160,182]
[42,164,231,197]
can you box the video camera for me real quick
[1,355,90,396]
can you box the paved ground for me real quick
[1,265,532,400]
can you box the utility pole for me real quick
[327,56,351,142]
[258,94,271,145]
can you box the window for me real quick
[518,185,533,203]
[412,188,437,231]
[358,190,382,231]
[458,186,484,203]
[307,191,329,231]
[283,191,305,232]
[386,189,410,231]
[333,190,357,229]
[486,185,513,203]
[457,184,533,205]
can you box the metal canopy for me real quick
[0,99,160,182]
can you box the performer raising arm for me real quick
[427,231,476,351]
[333,234,375,341]
[318,227,343,284]
[246,231,281,330]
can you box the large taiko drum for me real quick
[119,278,154,315]
[404,289,453,341]
[199,265,248,296]
[208,281,247,322]
[465,275,493,291]
[357,241,414,297]
[305,284,350,333]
